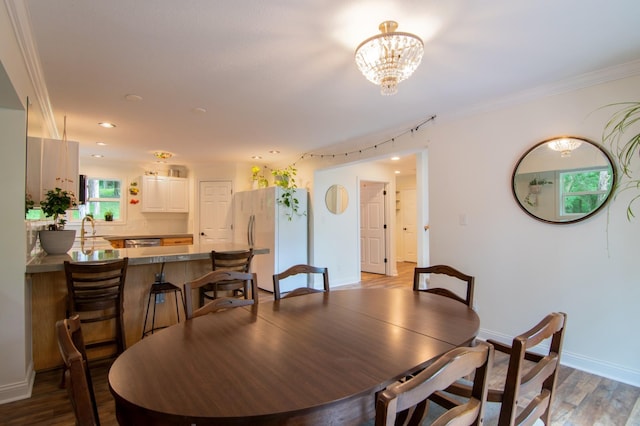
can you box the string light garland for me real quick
[291,115,436,166]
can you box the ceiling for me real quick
[18,0,640,173]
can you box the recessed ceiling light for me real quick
[91,154,104,158]
[192,107,207,114]
[269,150,280,154]
[391,156,400,161]
[96,141,107,146]
[124,94,143,102]
[98,122,116,128]
[394,170,400,174]
[252,155,262,160]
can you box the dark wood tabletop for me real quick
[108,288,480,425]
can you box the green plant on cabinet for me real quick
[271,165,305,220]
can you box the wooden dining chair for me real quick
[272,264,329,300]
[413,265,475,307]
[199,249,254,305]
[63,258,129,356]
[185,270,258,319]
[56,315,100,426]
[375,342,494,426]
[434,312,567,426]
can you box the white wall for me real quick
[313,161,398,285]
[313,74,640,386]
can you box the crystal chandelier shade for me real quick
[355,21,424,96]
[547,138,582,157]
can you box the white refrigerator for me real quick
[233,187,308,292]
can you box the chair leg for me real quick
[142,290,154,339]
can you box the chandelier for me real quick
[547,138,582,157]
[355,21,424,96]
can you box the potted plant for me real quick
[603,101,640,219]
[104,210,114,221]
[271,165,305,220]
[38,187,78,254]
[528,177,552,194]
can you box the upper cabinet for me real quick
[141,175,189,213]
[26,137,79,205]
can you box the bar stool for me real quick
[64,257,129,355]
[142,263,183,338]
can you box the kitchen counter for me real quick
[26,241,270,371]
[101,233,193,241]
[26,242,268,273]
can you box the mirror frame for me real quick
[325,184,349,215]
[511,136,616,225]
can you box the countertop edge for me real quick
[26,244,269,274]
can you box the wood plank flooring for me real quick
[1,262,638,425]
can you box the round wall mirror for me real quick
[325,184,349,214]
[512,136,616,224]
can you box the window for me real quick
[71,177,124,222]
[559,168,613,217]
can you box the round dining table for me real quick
[108,288,479,425]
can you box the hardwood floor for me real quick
[1,262,638,425]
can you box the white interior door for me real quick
[360,181,386,274]
[401,189,417,262]
[199,181,233,244]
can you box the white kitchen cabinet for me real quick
[141,176,188,212]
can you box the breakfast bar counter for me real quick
[26,242,267,370]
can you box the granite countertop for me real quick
[26,241,268,273]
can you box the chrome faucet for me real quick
[81,215,96,241]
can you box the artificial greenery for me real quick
[40,187,77,230]
[603,101,640,219]
[529,177,552,186]
[271,165,305,220]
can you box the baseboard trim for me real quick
[478,328,640,388]
[0,361,35,405]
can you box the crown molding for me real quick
[442,59,640,122]
[4,0,58,138]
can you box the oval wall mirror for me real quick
[325,184,349,214]
[512,136,616,224]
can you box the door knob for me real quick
[200,232,205,236]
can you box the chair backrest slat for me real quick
[272,264,330,300]
[56,315,99,426]
[375,342,494,426]
[184,271,258,319]
[413,265,475,307]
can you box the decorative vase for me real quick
[252,180,259,190]
[38,229,76,255]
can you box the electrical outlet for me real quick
[155,293,165,304]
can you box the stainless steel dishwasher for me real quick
[125,238,162,248]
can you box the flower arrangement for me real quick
[40,187,78,230]
[251,166,269,188]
